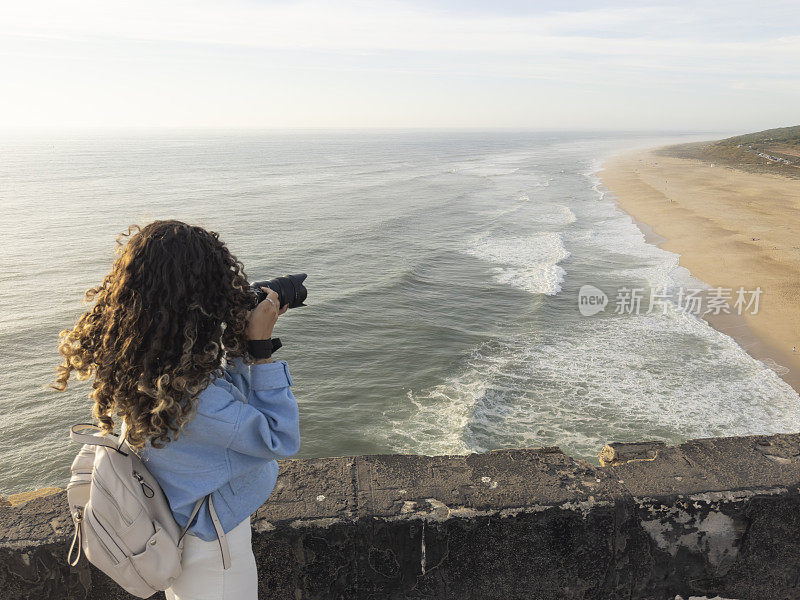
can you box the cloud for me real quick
[2,0,798,81]
[0,0,798,128]
[0,0,796,53]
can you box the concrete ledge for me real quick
[2,433,800,599]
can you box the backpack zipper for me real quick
[92,476,134,526]
[132,470,155,498]
[67,507,84,566]
[84,510,123,565]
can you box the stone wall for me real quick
[2,433,800,599]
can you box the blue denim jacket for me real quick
[138,357,300,541]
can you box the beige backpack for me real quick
[66,423,231,598]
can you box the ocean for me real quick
[1,130,798,496]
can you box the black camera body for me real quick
[249,273,308,309]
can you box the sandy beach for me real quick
[601,147,800,392]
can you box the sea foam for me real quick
[465,232,570,296]
[383,301,800,459]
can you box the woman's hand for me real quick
[246,287,288,340]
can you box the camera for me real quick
[249,273,308,309]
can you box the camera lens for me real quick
[249,274,308,309]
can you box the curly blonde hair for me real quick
[51,220,253,449]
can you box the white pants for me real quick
[165,517,258,600]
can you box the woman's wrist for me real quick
[246,328,274,341]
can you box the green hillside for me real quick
[659,125,800,177]
[718,125,800,149]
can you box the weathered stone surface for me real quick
[2,433,800,599]
[607,433,800,497]
[599,441,667,466]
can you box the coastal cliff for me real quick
[3,433,800,599]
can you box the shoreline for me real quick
[600,147,800,394]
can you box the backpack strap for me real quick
[67,509,83,566]
[178,497,206,546]
[69,423,128,456]
[178,495,231,570]
[207,496,231,570]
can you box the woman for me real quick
[52,220,301,599]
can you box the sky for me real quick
[1,0,799,131]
